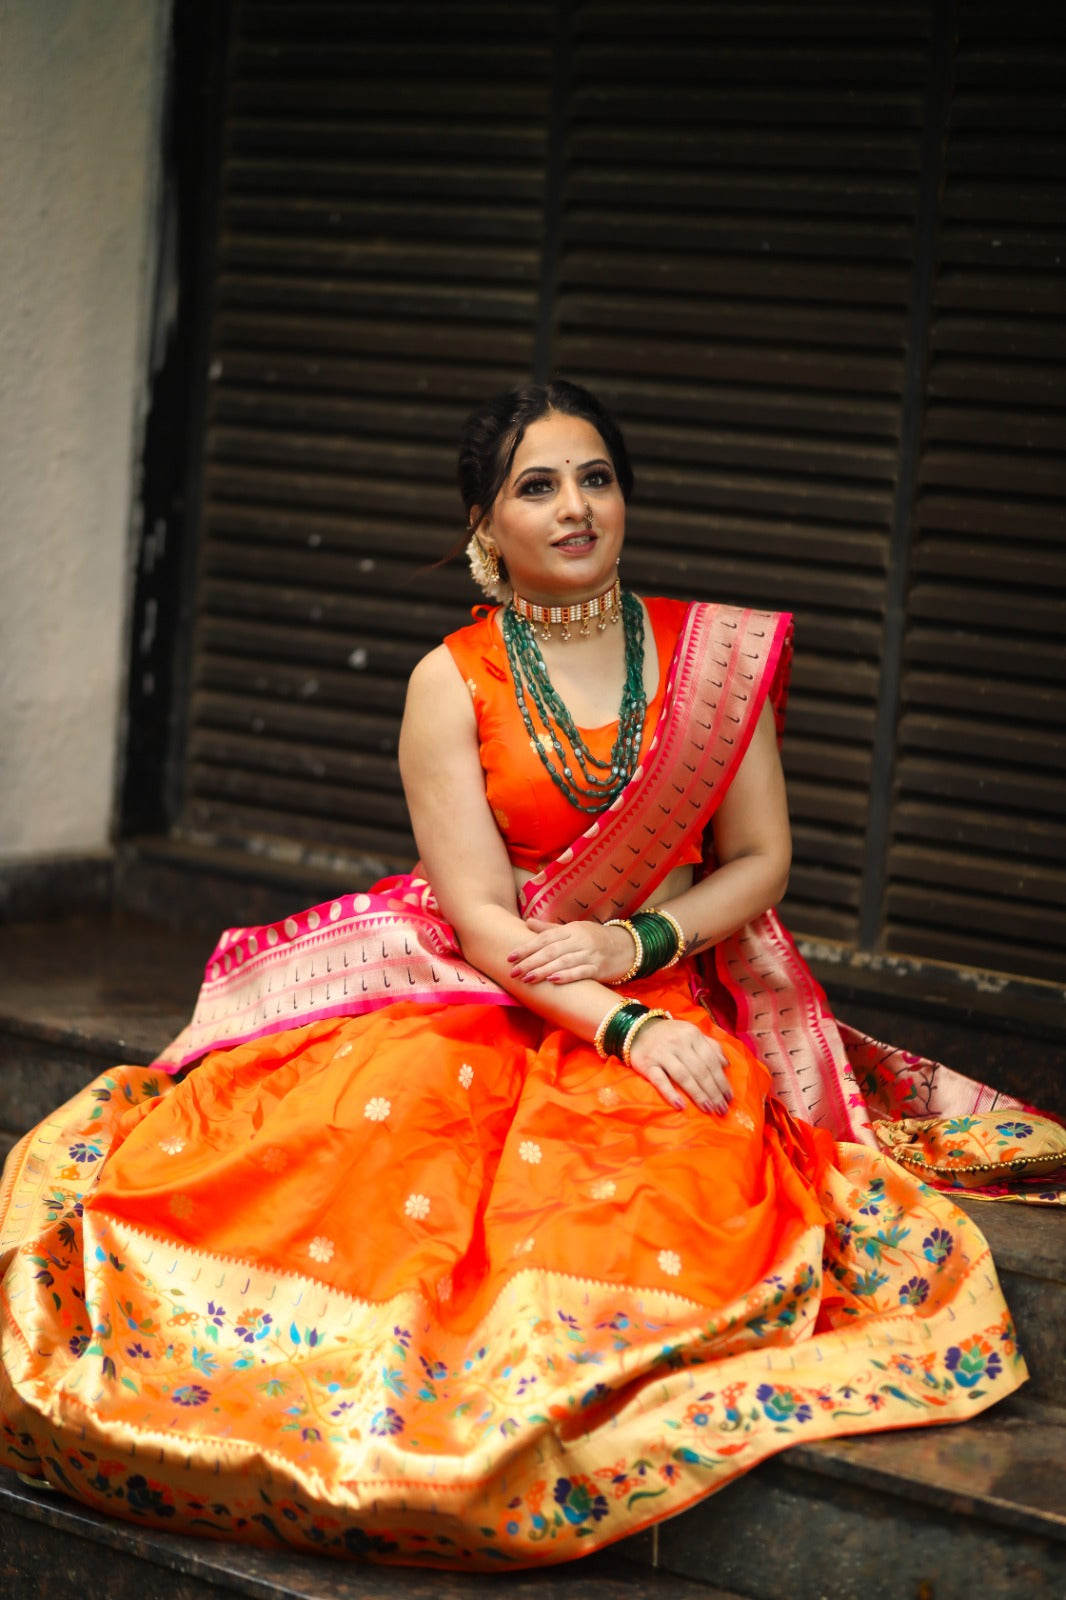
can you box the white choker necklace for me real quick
[510,579,624,641]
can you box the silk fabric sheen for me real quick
[0,601,1029,1567]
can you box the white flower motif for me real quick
[437,1274,453,1302]
[657,1249,682,1278]
[458,1063,474,1089]
[159,1135,186,1156]
[518,1140,542,1165]
[597,1086,621,1108]
[364,1097,391,1122]
[405,1193,431,1220]
[590,1178,617,1200]
[512,1236,535,1256]
[334,1042,353,1058]
[309,1235,334,1264]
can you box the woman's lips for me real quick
[553,533,596,552]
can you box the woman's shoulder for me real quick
[402,643,477,754]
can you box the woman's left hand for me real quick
[507,918,636,985]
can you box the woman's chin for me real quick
[515,554,620,601]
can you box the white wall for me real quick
[0,0,169,858]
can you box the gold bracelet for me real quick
[604,918,643,982]
[647,907,686,968]
[622,1008,672,1068]
[594,998,632,1060]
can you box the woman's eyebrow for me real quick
[513,457,611,482]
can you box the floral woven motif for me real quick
[0,1009,1027,1570]
[874,1111,1066,1190]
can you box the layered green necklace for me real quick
[501,586,647,814]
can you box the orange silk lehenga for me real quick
[0,599,1030,1568]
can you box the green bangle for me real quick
[645,908,685,968]
[622,1007,672,1067]
[630,909,684,977]
[594,998,630,1059]
[602,999,648,1060]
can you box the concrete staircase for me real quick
[1,911,1063,1599]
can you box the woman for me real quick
[0,383,1032,1568]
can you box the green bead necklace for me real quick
[501,587,647,814]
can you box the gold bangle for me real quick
[648,907,686,968]
[622,1008,672,1068]
[594,998,631,1060]
[604,918,643,982]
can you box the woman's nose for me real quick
[558,476,586,518]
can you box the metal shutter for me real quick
[550,2,936,943]
[184,2,552,866]
[174,0,1066,986]
[884,1,1066,982]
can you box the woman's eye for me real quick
[583,468,613,489]
[518,477,553,496]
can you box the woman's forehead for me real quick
[509,413,608,473]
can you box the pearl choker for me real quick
[510,578,623,641]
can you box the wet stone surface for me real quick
[0,1470,721,1600]
[657,1399,1066,1600]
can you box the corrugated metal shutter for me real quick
[549,2,934,943]
[175,0,1065,986]
[884,1,1066,982]
[184,1,552,865]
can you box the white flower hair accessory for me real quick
[465,533,512,603]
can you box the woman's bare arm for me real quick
[398,646,734,1113]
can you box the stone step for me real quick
[655,1394,1066,1600]
[0,913,206,1163]
[3,1399,1063,1600]
[0,1469,735,1600]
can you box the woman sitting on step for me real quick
[0,380,1052,1569]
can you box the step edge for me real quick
[0,1472,736,1599]
[782,1396,1066,1541]
[0,1008,163,1067]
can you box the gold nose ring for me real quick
[583,501,594,528]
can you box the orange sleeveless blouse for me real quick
[445,595,704,872]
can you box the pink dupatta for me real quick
[154,601,774,1070]
[154,600,1022,1160]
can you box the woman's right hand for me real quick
[626,1017,733,1115]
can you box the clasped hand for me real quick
[508,919,732,1115]
[508,917,635,985]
